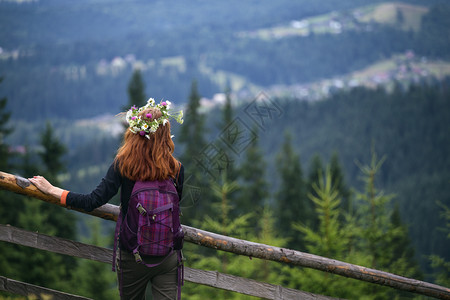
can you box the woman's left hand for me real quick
[29,176,62,198]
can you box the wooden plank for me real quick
[0,275,92,300]
[184,268,338,300]
[1,171,450,299]
[0,224,111,264]
[0,224,332,300]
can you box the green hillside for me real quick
[240,2,429,40]
[360,2,428,31]
[0,1,449,121]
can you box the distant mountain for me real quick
[0,0,449,122]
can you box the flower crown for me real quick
[125,98,183,140]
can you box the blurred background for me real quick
[0,0,449,299]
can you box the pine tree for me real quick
[0,134,74,292]
[386,204,421,277]
[0,87,69,294]
[14,198,72,292]
[179,80,206,167]
[39,121,77,240]
[329,152,352,214]
[295,168,347,259]
[355,151,421,298]
[39,122,67,183]
[290,168,365,299]
[430,202,450,287]
[305,154,324,230]
[126,69,147,109]
[73,218,119,300]
[182,176,284,300]
[0,83,25,287]
[207,172,241,275]
[120,70,147,132]
[237,126,269,229]
[178,80,208,224]
[182,173,253,300]
[21,145,40,178]
[355,152,392,271]
[0,77,12,172]
[220,87,233,132]
[32,122,78,290]
[0,85,18,225]
[275,131,307,251]
[255,205,289,283]
[217,86,238,184]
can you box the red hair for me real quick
[115,107,180,181]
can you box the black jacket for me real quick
[66,161,184,216]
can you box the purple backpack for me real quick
[113,178,184,298]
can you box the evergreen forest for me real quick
[0,0,450,299]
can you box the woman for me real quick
[29,98,184,300]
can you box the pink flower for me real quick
[146,113,152,119]
[131,116,137,120]
[161,101,167,106]
[139,131,145,136]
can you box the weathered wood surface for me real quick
[185,268,338,300]
[0,224,111,264]
[0,224,334,300]
[0,275,92,300]
[1,171,450,299]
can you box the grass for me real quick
[360,2,428,32]
[240,1,429,40]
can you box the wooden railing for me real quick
[1,171,450,300]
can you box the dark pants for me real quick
[117,250,178,300]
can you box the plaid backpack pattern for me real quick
[132,181,176,257]
[119,179,183,260]
[112,177,184,269]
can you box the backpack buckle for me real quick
[136,203,147,215]
[133,250,143,263]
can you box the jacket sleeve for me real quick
[66,163,121,212]
[176,163,184,201]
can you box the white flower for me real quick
[150,124,159,132]
[142,123,149,130]
[133,126,140,132]
[163,118,168,126]
[147,98,155,106]
[165,100,172,109]
[175,110,184,124]
[129,128,137,134]
[171,135,175,139]
[145,134,151,140]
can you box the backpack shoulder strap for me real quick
[172,162,182,187]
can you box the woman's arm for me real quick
[29,162,122,211]
[66,163,122,211]
[28,176,65,200]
